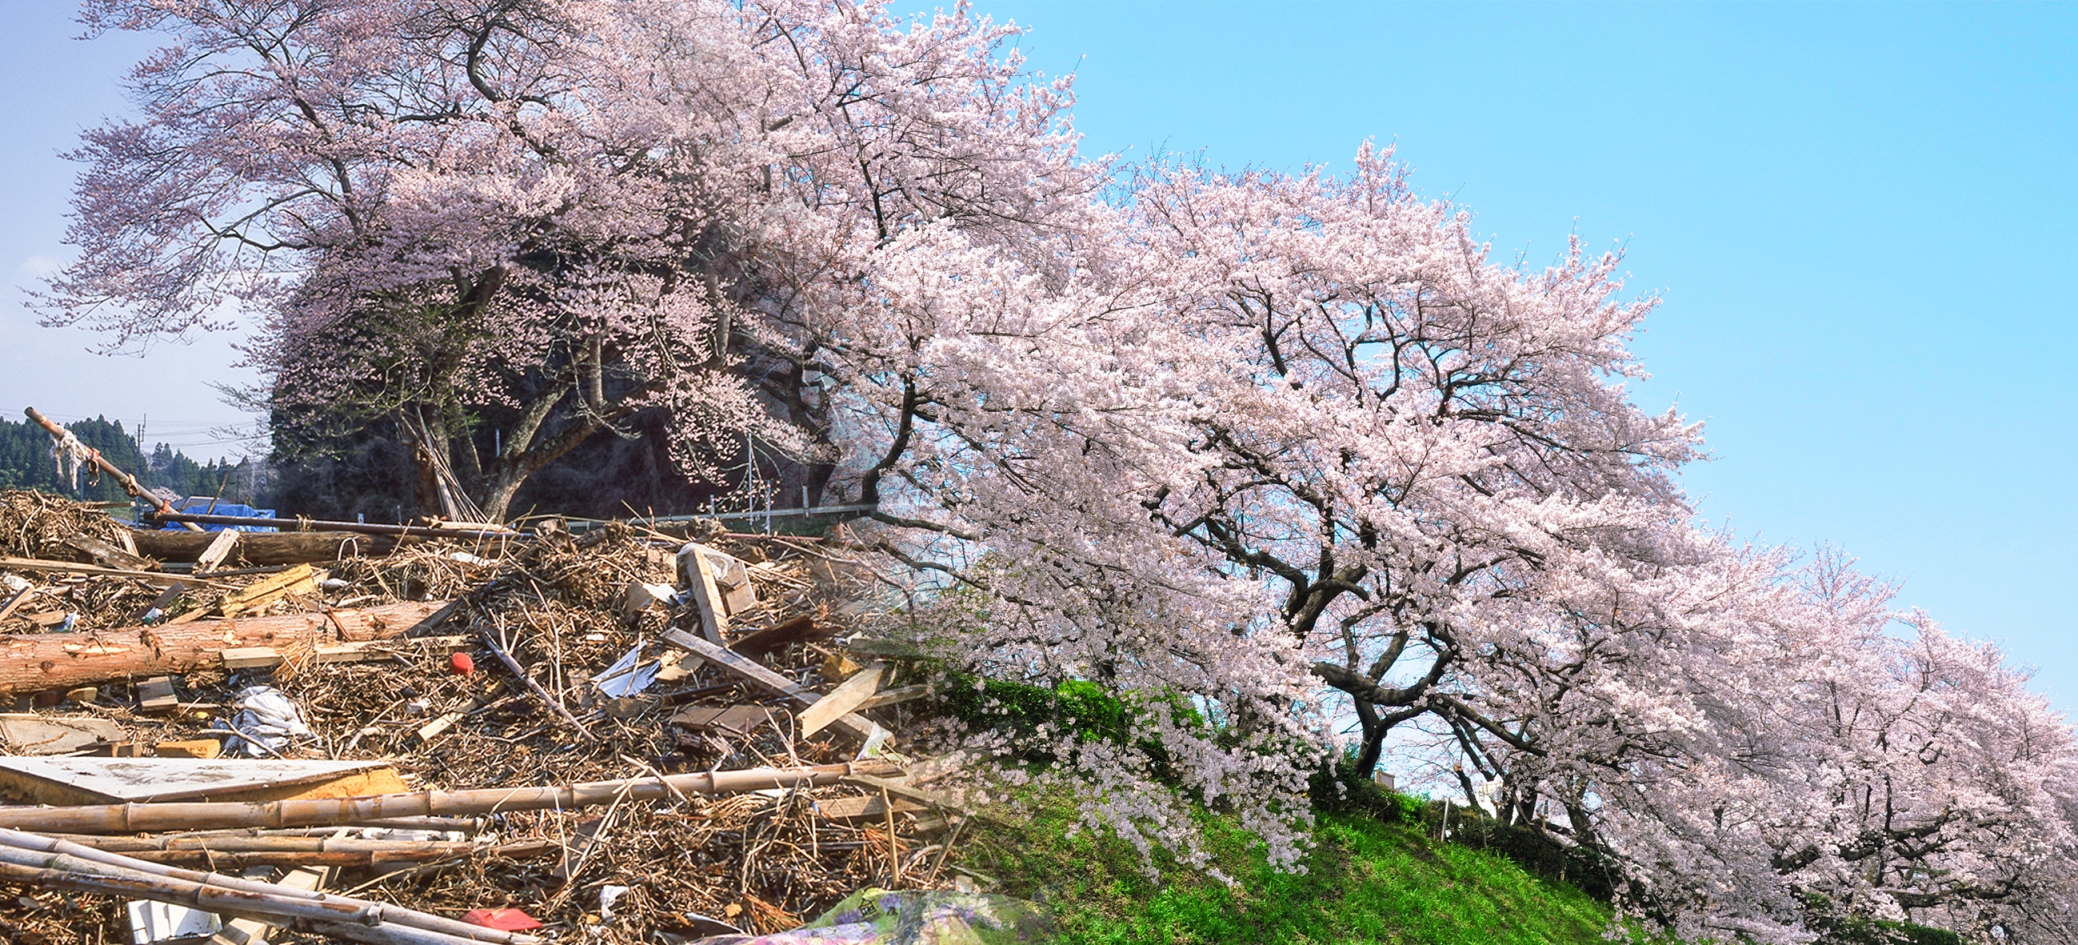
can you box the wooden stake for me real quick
[25,406,202,531]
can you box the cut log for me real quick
[132,529,402,566]
[0,601,454,695]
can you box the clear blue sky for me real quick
[3,3,2073,704]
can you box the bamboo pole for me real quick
[0,760,901,835]
[0,828,538,944]
[0,861,491,945]
[37,835,554,869]
[25,406,203,531]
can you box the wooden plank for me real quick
[0,556,195,586]
[661,629,882,742]
[0,756,403,805]
[154,739,223,759]
[220,646,284,670]
[313,635,471,664]
[193,529,241,573]
[797,663,884,737]
[813,793,927,823]
[61,534,155,571]
[136,677,179,713]
[0,584,38,625]
[217,563,318,618]
[680,543,728,643]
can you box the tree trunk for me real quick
[0,601,452,694]
[131,530,402,565]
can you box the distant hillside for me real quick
[0,415,264,507]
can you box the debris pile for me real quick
[0,489,989,945]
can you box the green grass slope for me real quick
[969,801,1625,945]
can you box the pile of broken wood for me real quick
[0,490,976,945]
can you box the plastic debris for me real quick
[600,884,630,920]
[593,643,658,698]
[221,685,311,757]
[463,907,543,931]
[687,888,1052,945]
[125,898,221,943]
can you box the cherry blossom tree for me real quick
[43,0,1086,519]
[42,3,2078,937]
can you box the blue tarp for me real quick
[159,500,279,532]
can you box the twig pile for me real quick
[0,492,961,945]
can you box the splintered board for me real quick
[0,756,407,806]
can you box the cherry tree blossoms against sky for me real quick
[31,2,2078,941]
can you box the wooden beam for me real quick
[798,663,884,737]
[661,629,881,742]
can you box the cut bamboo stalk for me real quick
[0,859,466,945]
[0,828,538,944]
[0,760,900,834]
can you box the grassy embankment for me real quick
[966,792,1627,945]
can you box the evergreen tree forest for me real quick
[0,415,264,507]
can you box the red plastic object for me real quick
[463,908,542,931]
[449,652,476,676]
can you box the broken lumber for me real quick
[0,601,454,695]
[662,629,882,742]
[813,793,928,823]
[0,760,900,834]
[0,714,126,755]
[132,529,402,566]
[192,529,240,573]
[216,563,318,617]
[680,543,728,643]
[61,534,155,571]
[726,613,830,661]
[798,662,885,737]
[314,635,470,665]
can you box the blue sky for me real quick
[3,3,2073,704]
[945,1,2077,706]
